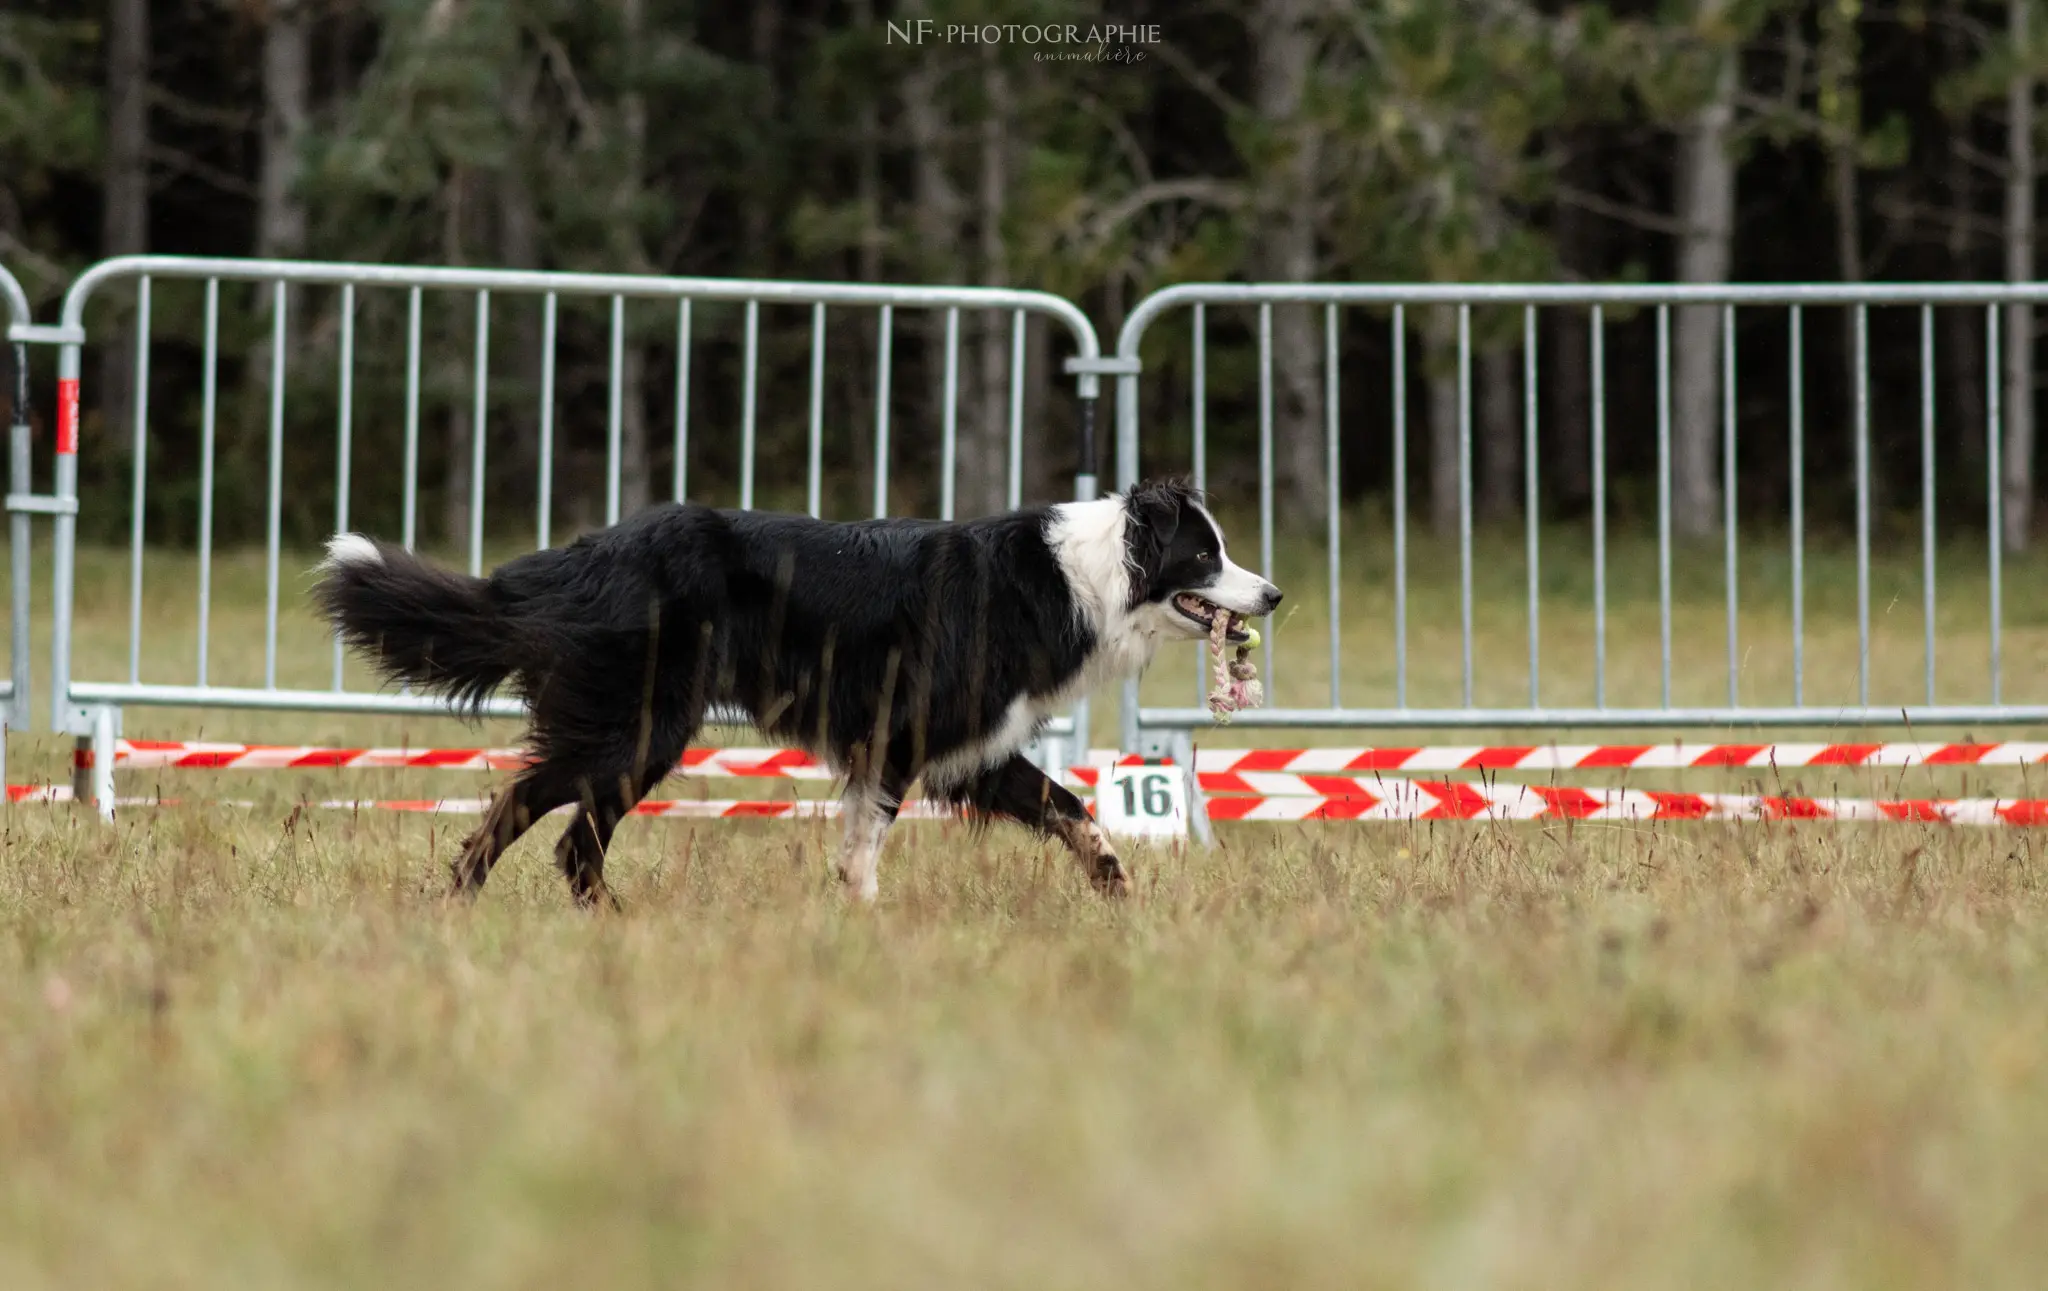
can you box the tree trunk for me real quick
[1478,345,1518,521]
[900,11,963,515]
[1427,306,1462,537]
[1249,0,1327,527]
[447,396,473,552]
[2004,0,2036,552]
[101,0,148,452]
[1550,146,1592,513]
[1825,0,1871,511]
[617,0,651,518]
[499,59,542,480]
[961,46,1010,519]
[258,0,309,260]
[1672,13,1737,539]
[249,0,309,499]
[1551,309,1592,516]
[620,344,651,517]
[1946,2,1986,499]
[850,0,884,508]
[742,0,782,274]
[443,168,475,549]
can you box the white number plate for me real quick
[1096,763,1190,841]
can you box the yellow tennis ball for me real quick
[1242,626,1261,649]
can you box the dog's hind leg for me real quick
[450,771,577,898]
[553,798,626,911]
[550,733,692,910]
[945,754,1130,898]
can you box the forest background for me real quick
[3,0,2042,551]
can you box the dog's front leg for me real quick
[834,778,903,903]
[966,755,1130,898]
[1047,809,1131,900]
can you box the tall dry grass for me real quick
[4,532,2048,1287]
[3,800,2047,1289]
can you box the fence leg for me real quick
[70,706,115,821]
[69,732,90,806]
[1174,729,1213,848]
[93,707,116,820]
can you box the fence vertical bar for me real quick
[1393,305,1408,708]
[331,283,354,690]
[1723,304,1738,707]
[1524,305,1539,707]
[941,307,960,520]
[196,278,220,687]
[8,332,31,732]
[1458,304,1474,708]
[1854,304,1871,707]
[874,305,893,518]
[538,293,556,549]
[127,276,151,686]
[1791,306,1805,704]
[48,328,81,734]
[263,279,287,690]
[1325,303,1341,708]
[469,290,489,577]
[1655,304,1672,708]
[1258,303,1276,681]
[672,299,690,504]
[741,298,759,511]
[1192,303,1208,492]
[808,303,826,518]
[1989,304,2003,703]
[606,295,624,525]
[1194,303,1208,702]
[1922,304,1937,704]
[1592,306,1607,709]
[1007,310,1026,512]
[402,286,421,552]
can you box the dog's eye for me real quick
[1196,552,1213,562]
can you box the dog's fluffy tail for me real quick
[312,534,522,715]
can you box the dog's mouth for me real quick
[1173,593,1251,642]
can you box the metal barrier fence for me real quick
[26,256,1110,817]
[18,264,2048,822]
[2,260,35,789]
[1111,283,2048,763]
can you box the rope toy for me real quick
[1206,613,1264,722]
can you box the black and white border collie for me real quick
[313,477,1281,907]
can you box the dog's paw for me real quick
[568,877,624,914]
[835,865,881,904]
[1092,855,1133,900]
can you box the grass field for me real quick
[6,527,2048,1287]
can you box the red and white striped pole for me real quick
[49,333,80,738]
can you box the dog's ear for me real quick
[1123,477,1187,602]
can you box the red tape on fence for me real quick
[93,738,2048,777]
[14,781,2048,826]
[1081,741,2048,773]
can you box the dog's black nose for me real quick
[1260,583,1283,614]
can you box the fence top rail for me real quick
[1138,705,2048,730]
[1115,280,2048,353]
[0,262,30,337]
[60,255,1102,359]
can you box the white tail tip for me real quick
[321,533,382,570]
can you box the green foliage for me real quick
[0,0,2027,543]
[0,9,100,293]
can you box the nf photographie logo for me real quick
[885,20,1161,62]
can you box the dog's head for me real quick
[1122,477,1283,643]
